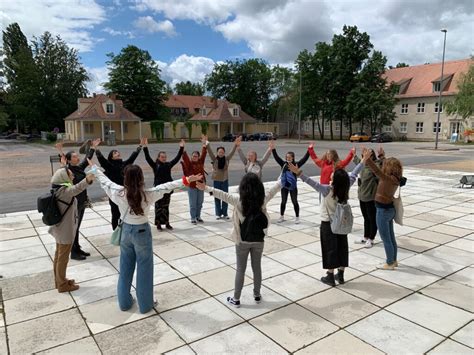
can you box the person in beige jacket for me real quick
[48,167,94,292]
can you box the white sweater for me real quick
[205,180,282,244]
[94,169,184,225]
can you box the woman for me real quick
[365,155,403,270]
[143,138,184,231]
[288,149,370,286]
[206,137,239,220]
[90,161,201,313]
[95,138,144,229]
[235,137,271,180]
[308,144,356,184]
[49,167,95,292]
[197,173,281,307]
[270,140,310,224]
[182,135,207,224]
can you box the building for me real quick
[383,58,472,141]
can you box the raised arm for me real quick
[237,148,248,165]
[206,142,216,161]
[308,145,324,167]
[296,151,310,167]
[123,145,142,166]
[338,148,356,168]
[264,180,282,204]
[199,145,207,163]
[90,168,123,205]
[349,162,364,186]
[271,149,285,167]
[78,147,96,170]
[365,157,388,180]
[300,174,331,197]
[260,148,272,166]
[226,143,237,161]
[61,176,93,199]
[170,142,185,167]
[95,149,113,170]
[143,146,156,169]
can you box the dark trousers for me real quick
[72,205,86,252]
[359,200,377,240]
[320,221,349,269]
[155,192,172,225]
[280,188,299,217]
[110,199,121,230]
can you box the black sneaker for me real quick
[191,219,197,225]
[71,250,86,260]
[227,296,240,308]
[196,217,204,223]
[78,248,91,257]
[321,272,336,287]
[336,270,345,284]
[165,223,173,230]
[254,295,262,304]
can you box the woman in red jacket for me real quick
[308,143,356,184]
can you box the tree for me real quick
[104,45,168,121]
[445,59,474,122]
[269,65,298,133]
[388,62,410,69]
[175,81,205,96]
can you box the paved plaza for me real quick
[0,167,473,354]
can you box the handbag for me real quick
[111,207,128,246]
[393,187,404,225]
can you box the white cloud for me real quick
[86,66,109,94]
[102,27,135,39]
[0,0,106,52]
[156,54,216,87]
[133,16,177,37]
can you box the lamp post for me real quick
[298,68,302,143]
[435,29,447,150]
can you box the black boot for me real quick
[78,248,91,257]
[336,269,345,284]
[71,249,86,260]
[321,271,336,287]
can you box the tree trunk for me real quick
[339,118,343,140]
[348,116,353,136]
[318,114,324,140]
[312,117,315,140]
[330,118,334,140]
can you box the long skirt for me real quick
[320,221,349,269]
[155,192,172,225]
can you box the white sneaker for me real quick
[295,217,300,224]
[365,239,373,248]
[216,216,221,220]
[277,216,284,223]
[354,238,368,244]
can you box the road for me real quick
[0,139,473,213]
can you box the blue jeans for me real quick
[214,180,229,216]
[376,206,397,264]
[188,187,204,220]
[118,222,154,314]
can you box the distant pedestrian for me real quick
[235,137,272,180]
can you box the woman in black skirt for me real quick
[287,149,371,286]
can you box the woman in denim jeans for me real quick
[91,162,201,313]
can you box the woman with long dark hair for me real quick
[197,173,281,308]
[90,161,202,313]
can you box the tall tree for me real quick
[175,81,205,96]
[269,65,298,133]
[104,45,168,121]
[445,59,474,123]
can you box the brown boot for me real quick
[58,283,80,293]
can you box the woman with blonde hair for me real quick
[308,143,355,184]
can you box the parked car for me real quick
[236,133,251,141]
[222,133,237,142]
[371,132,393,143]
[264,132,278,140]
[349,132,371,142]
[252,133,265,141]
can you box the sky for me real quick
[1,0,473,94]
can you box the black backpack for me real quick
[239,210,268,242]
[37,187,74,226]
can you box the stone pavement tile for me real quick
[151,230,182,246]
[346,250,384,273]
[187,235,234,252]
[266,248,318,269]
[250,303,338,353]
[190,323,287,354]
[298,288,380,328]
[0,244,49,265]
[386,294,473,336]
[272,230,317,246]
[427,339,473,355]
[244,255,292,279]
[216,285,290,320]
[299,241,322,256]
[95,315,185,354]
[423,245,473,266]
[445,238,474,252]
[67,259,117,283]
[451,321,474,348]
[94,243,122,259]
[346,310,444,354]
[0,218,33,230]
[154,241,202,262]
[267,223,294,237]
[430,208,468,219]
[361,244,416,261]
[395,235,439,253]
[161,297,243,343]
[445,216,474,230]
[154,278,208,313]
[282,219,316,231]
[0,270,55,301]
[443,204,474,214]
[340,274,412,307]
[420,280,473,313]
[85,233,112,248]
[0,227,37,242]
[190,266,252,295]
[71,274,119,306]
[171,226,217,241]
[403,217,439,229]
[5,289,75,325]
[152,262,185,285]
[416,200,451,210]
[7,308,89,354]
[401,254,465,277]
[426,224,472,237]
[263,271,329,301]
[412,212,453,223]
[208,246,236,265]
[370,265,441,291]
[294,330,384,355]
[169,253,225,276]
[262,238,293,255]
[0,255,52,278]
[447,267,474,287]
[464,233,474,241]
[80,218,108,228]
[392,224,419,236]
[38,336,101,354]
[80,294,155,334]
[0,235,42,251]
[165,345,195,355]
[80,225,113,238]
[0,327,6,355]
[407,229,457,244]
[300,262,364,283]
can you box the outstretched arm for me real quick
[349,162,364,186]
[308,145,324,167]
[206,142,216,161]
[296,151,310,167]
[143,147,156,169]
[90,168,123,205]
[264,180,282,204]
[300,175,331,197]
[271,149,285,167]
[202,184,239,206]
[338,148,356,168]
[260,148,272,166]
[237,148,248,165]
[95,149,113,170]
[169,141,185,167]
[123,145,142,166]
[226,143,237,161]
[148,179,184,203]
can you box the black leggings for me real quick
[280,188,299,217]
[359,200,377,240]
[72,205,86,251]
[110,199,121,230]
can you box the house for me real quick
[64,94,143,143]
[383,58,472,141]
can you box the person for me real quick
[287,149,370,286]
[95,139,145,229]
[308,144,356,184]
[354,147,385,248]
[270,140,310,224]
[181,135,208,224]
[55,139,99,260]
[365,153,404,270]
[143,138,184,231]
[90,161,202,313]
[206,137,239,220]
[49,166,95,292]
[235,137,271,180]
[196,173,282,307]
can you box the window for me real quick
[201,107,207,116]
[400,103,408,114]
[383,125,392,132]
[434,102,443,113]
[417,102,425,113]
[433,82,441,92]
[106,103,114,114]
[232,107,239,116]
[335,121,341,131]
[123,123,128,133]
[415,122,424,133]
[324,121,330,131]
[432,122,441,133]
[84,123,94,134]
[399,122,407,133]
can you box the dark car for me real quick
[222,133,237,142]
[371,132,393,143]
[252,132,269,141]
[236,133,251,141]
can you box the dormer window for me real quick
[201,107,207,116]
[106,103,114,114]
[432,73,453,93]
[433,82,441,92]
[232,107,239,116]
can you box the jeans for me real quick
[234,242,264,300]
[214,180,229,217]
[280,188,299,217]
[360,200,377,240]
[188,187,204,220]
[376,206,397,264]
[118,222,154,314]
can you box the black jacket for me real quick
[143,146,183,186]
[96,147,141,185]
[61,148,95,207]
[272,149,310,177]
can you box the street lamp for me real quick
[298,68,302,143]
[435,29,447,150]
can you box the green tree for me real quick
[389,62,409,69]
[269,66,298,132]
[175,81,205,95]
[445,59,474,122]
[104,45,168,121]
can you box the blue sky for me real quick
[1,0,473,93]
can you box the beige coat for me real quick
[207,143,237,181]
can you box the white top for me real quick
[94,168,184,225]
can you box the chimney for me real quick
[93,93,97,98]
[110,93,117,100]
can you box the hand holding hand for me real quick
[187,174,203,183]
[235,136,242,146]
[201,135,208,144]
[86,174,95,183]
[351,147,356,155]
[377,146,385,157]
[55,142,63,151]
[140,137,147,146]
[196,181,206,191]
[268,140,275,150]
[60,155,67,166]
[92,138,101,148]
[179,139,185,147]
[361,148,372,163]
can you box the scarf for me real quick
[217,156,226,170]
